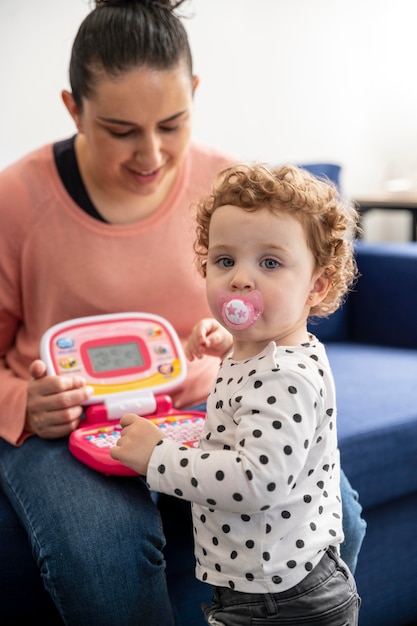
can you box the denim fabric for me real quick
[202,548,360,626]
[0,437,175,626]
[339,469,366,573]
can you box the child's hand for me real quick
[185,318,233,361]
[110,413,163,475]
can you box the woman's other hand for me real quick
[25,359,94,439]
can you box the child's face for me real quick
[205,204,328,353]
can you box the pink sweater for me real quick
[0,141,233,444]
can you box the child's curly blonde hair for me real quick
[194,163,359,317]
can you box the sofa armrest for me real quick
[350,241,417,348]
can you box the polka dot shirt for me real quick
[147,338,344,593]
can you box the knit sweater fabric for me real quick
[0,141,232,444]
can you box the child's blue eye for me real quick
[261,259,279,269]
[218,258,234,268]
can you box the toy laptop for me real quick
[40,312,205,476]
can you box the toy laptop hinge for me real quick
[84,392,175,424]
[105,390,157,419]
[84,390,157,424]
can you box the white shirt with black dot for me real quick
[147,338,343,593]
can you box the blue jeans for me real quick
[202,547,360,625]
[190,402,367,575]
[0,436,175,626]
[339,468,367,573]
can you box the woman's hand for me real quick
[185,318,233,361]
[25,359,94,439]
[110,413,163,475]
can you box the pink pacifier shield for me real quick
[218,291,264,330]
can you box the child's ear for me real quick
[307,272,331,307]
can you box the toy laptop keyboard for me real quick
[39,312,206,476]
[69,412,205,476]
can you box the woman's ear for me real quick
[61,90,83,132]
[307,272,331,307]
[192,75,200,96]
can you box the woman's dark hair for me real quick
[69,0,193,108]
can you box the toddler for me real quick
[111,163,360,625]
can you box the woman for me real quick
[0,1,365,624]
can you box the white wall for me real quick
[1,0,417,239]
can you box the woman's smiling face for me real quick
[64,63,197,200]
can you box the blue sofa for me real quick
[312,242,417,626]
[2,241,417,625]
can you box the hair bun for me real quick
[95,0,185,10]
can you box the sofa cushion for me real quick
[353,492,417,626]
[309,305,351,343]
[351,242,417,349]
[298,162,342,190]
[326,343,417,509]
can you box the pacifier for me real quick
[217,290,264,330]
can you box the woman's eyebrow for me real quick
[96,109,188,127]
